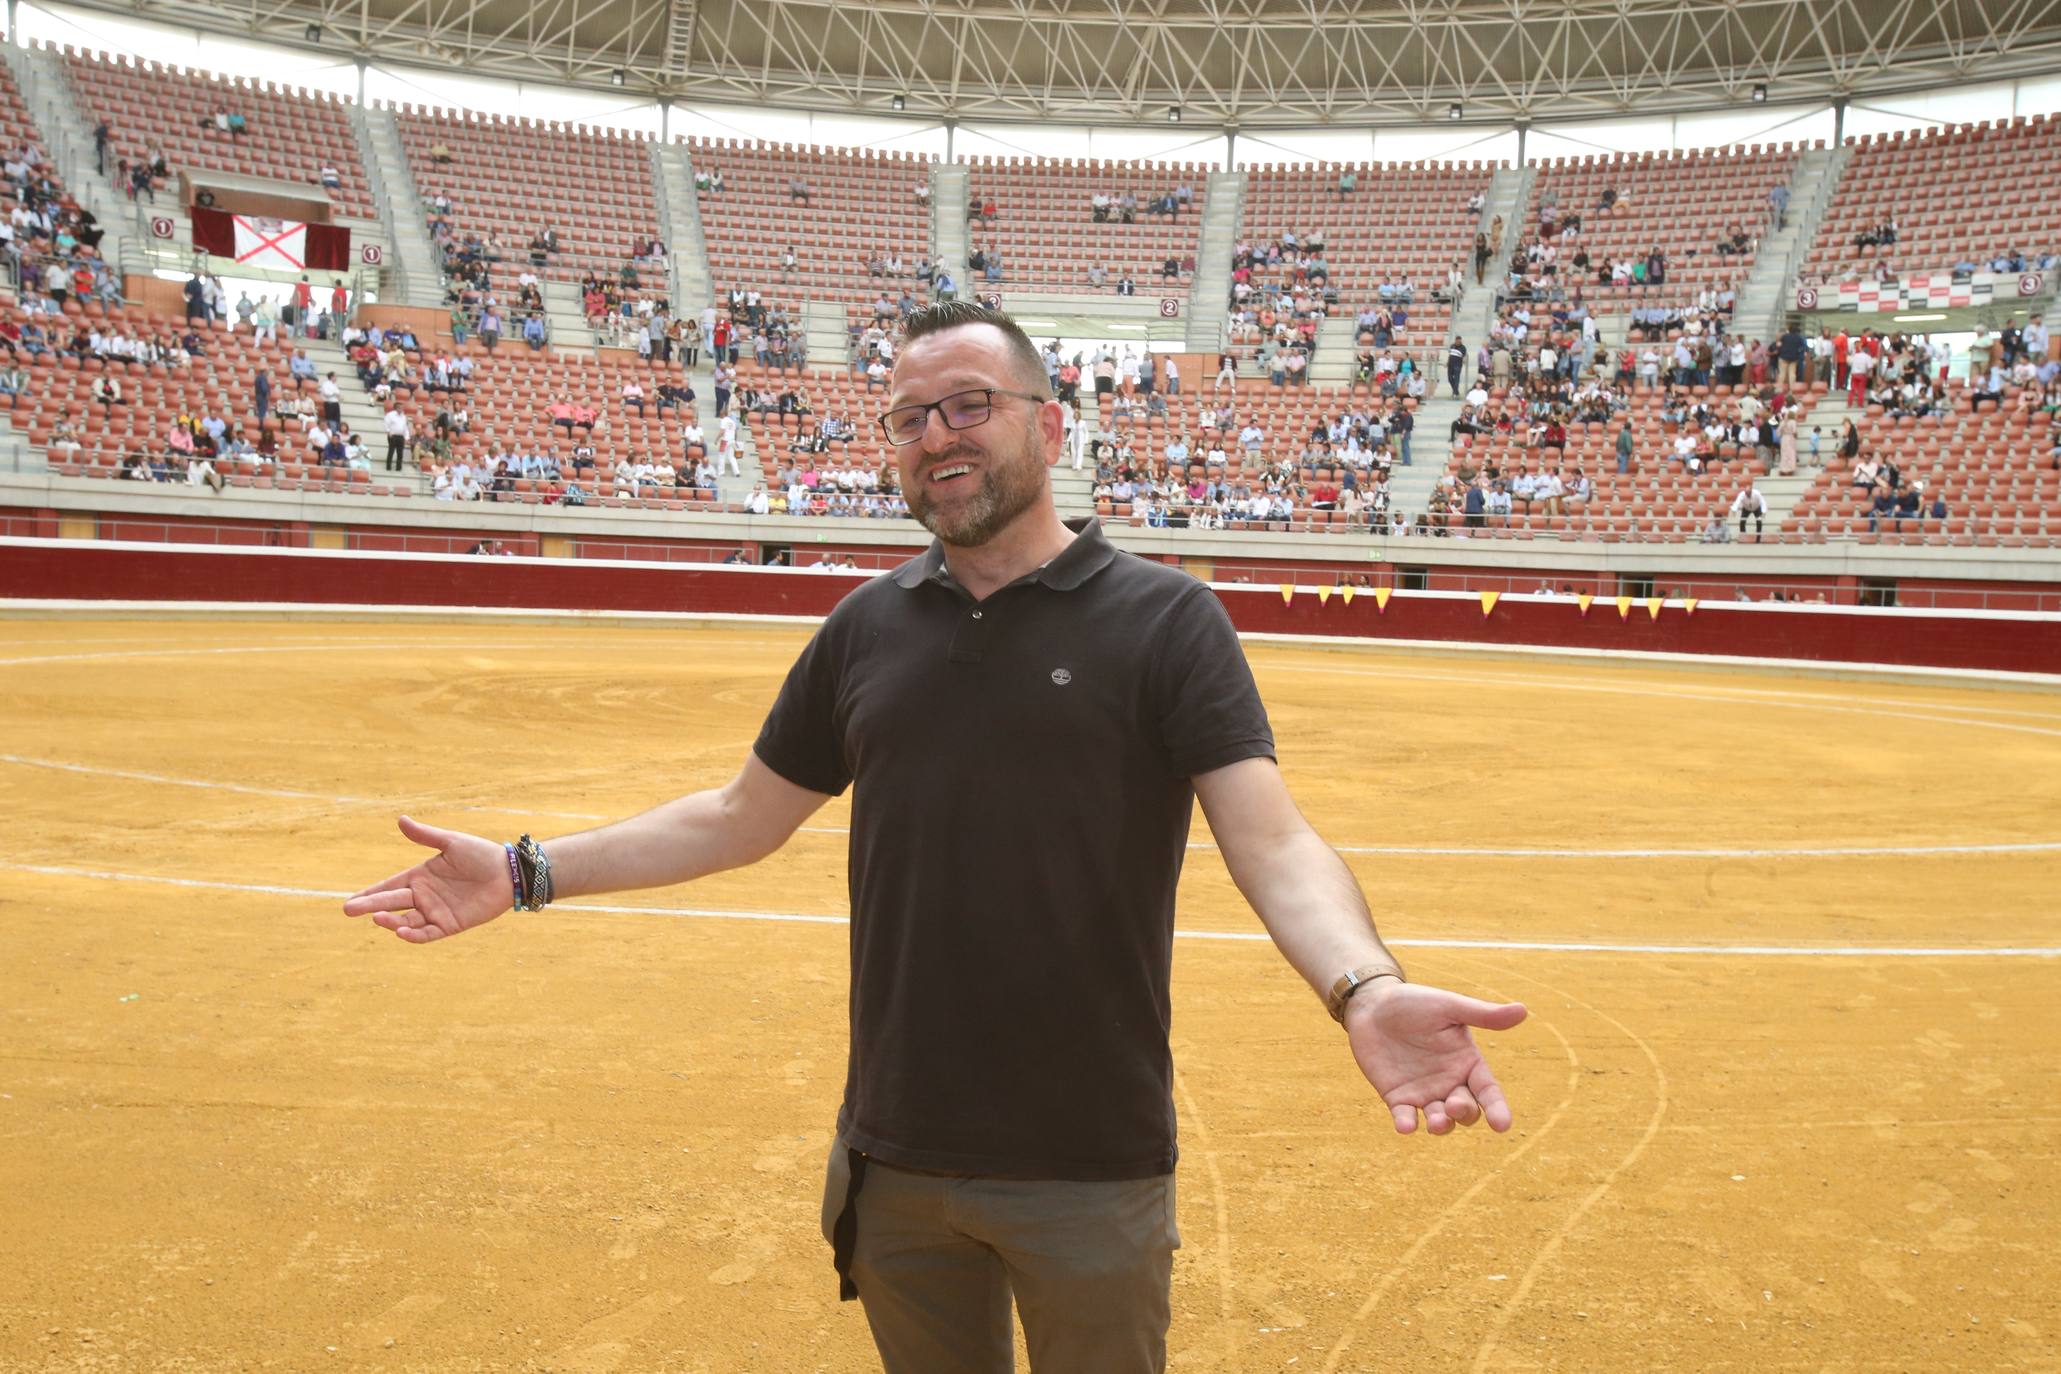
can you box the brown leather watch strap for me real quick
[1326,963,1406,1023]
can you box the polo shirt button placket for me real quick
[949,602,992,663]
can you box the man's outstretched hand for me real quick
[1344,983,1527,1136]
[342,815,511,944]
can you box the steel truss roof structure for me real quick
[42,0,2061,131]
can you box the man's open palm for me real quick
[1345,984,1527,1136]
[342,815,510,943]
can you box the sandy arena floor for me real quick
[1,617,2058,1372]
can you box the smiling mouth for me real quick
[927,463,975,486]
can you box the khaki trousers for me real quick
[821,1139,1180,1374]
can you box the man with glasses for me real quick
[343,300,1525,1374]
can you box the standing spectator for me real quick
[330,278,349,323]
[1615,418,1635,475]
[1445,337,1466,397]
[1776,325,1806,389]
[319,372,342,426]
[1732,481,1768,541]
[383,404,411,472]
[253,368,272,427]
[713,361,734,418]
[716,411,741,476]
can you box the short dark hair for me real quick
[899,301,1048,396]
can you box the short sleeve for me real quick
[1150,585,1275,778]
[752,620,854,797]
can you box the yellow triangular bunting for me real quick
[1684,598,1698,616]
[1646,597,1664,620]
[1318,586,1332,606]
[1340,585,1356,606]
[1374,588,1392,613]
[1616,596,1633,620]
[1480,590,1500,617]
[1576,593,1594,616]
[1280,583,1295,604]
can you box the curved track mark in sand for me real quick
[1171,1059,1240,1367]
[1320,975,1579,1374]
[1463,963,1670,1373]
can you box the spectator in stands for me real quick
[1445,337,1467,398]
[320,165,342,191]
[91,373,124,412]
[712,361,735,417]
[789,176,811,204]
[1731,481,1768,541]
[0,362,26,407]
[716,412,741,476]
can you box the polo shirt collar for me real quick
[891,516,1117,593]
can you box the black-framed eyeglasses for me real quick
[878,387,1048,446]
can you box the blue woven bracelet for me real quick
[503,842,530,911]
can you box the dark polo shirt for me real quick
[753,517,1274,1181]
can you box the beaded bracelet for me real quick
[503,842,528,911]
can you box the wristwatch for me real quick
[1326,963,1406,1023]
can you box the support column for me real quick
[1833,97,1847,145]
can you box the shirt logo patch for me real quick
[1050,667,1073,685]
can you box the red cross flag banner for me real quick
[191,207,350,272]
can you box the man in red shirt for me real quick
[1832,328,1851,392]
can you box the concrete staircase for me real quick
[653,140,717,319]
[1183,169,1245,351]
[1755,388,1858,534]
[932,164,970,297]
[1051,441,1097,518]
[3,41,150,275]
[1735,145,1847,342]
[650,140,726,496]
[350,104,441,307]
[1308,316,1358,385]
[1386,395,1456,518]
[801,300,847,370]
[538,279,600,351]
[298,334,414,484]
[1451,164,1532,348]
